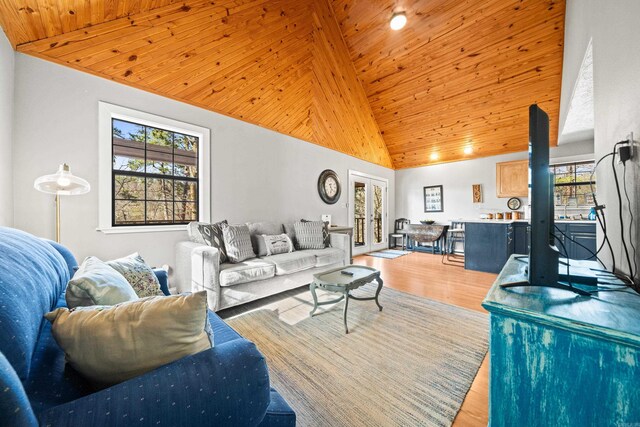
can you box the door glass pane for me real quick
[354,181,366,247]
[373,183,383,244]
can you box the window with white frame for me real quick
[98,102,210,233]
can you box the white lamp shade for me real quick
[34,164,90,196]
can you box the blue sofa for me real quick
[0,227,295,427]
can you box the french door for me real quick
[348,171,388,255]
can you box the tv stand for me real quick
[483,255,640,426]
[500,280,591,296]
[500,256,598,296]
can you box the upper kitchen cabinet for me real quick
[496,160,529,198]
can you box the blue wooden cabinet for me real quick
[465,221,597,274]
[513,222,530,255]
[464,222,513,273]
[483,256,640,426]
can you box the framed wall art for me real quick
[472,184,482,203]
[423,185,444,212]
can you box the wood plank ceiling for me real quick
[332,0,565,168]
[0,0,565,169]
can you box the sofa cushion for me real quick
[219,259,276,287]
[45,292,213,386]
[106,253,164,298]
[301,219,331,247]
[300,248,345,267]
[65,257,139,308]
[261,252,316,275]
[293,221,325,250]
[222,224,256,263]
[198,220,229,263]
[263,234,294,256]
[247,222,284,256]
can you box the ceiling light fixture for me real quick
[430,153,439,161]
[390,12,407,31]
[464,146,473,155]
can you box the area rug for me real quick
[366,249,411,259]
[223,284,488,426]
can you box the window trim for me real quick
[550,160,596,208]
[98,102,211,234]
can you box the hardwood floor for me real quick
[353,251,497,426]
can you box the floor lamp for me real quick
[34,164,90,243]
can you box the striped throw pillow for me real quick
[293,221,325,250]
[221,224,256,263]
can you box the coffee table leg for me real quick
[309,282,319,317]
[374,276,384,311]
[343,291,350,334]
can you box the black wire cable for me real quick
[611,149,635,280]
[590,152,617,272]
[553,224,603,265]
[552,232,573,289]
[553,223,634,285]
[622,164,638,283]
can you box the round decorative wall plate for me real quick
[317,169,341,205]
[507,197,522,211]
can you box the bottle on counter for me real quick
[588,207,597,221]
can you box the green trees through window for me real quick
[551,161,595,207]
[112,119,198,226]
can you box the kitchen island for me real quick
[460,219,597,273]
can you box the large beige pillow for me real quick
[45,291,213,385]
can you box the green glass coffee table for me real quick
[309,265,383,334]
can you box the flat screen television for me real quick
[500,104,593,296]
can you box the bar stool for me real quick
[389,218,410,250]
[444,221,465,264]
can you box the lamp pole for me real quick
[34,164,90,244]
[55,194,61,243]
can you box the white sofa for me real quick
[175,221,351,311]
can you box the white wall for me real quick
[395,140,594,224]
[0,32,14,226]
[576,0,640,281]
[558,0,594,145]
[12,54,394,271]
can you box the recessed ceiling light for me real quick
[390,12,407,31]
[464,146,473,155]
[430,153,439,161]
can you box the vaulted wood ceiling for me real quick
[0,0,565,169]
[332,0,565,168]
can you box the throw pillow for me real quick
[293,221,325,250]
[45,291,213,386]
[187,221,207,244]
[188,221,229,263]
[262,234,294,256]
[247,222,285,256]
[66,257,138,309]
[106,253,164,298]
[302,219,331,247]
[198,220,229,263]
[222,224,256,263]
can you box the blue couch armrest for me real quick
[259,388,296,427]
[153,268,170,295]
[38,339,271,427]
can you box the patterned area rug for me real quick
[366,249,411,259]
[222,284,488,426]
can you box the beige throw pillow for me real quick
[45,291,213,385]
